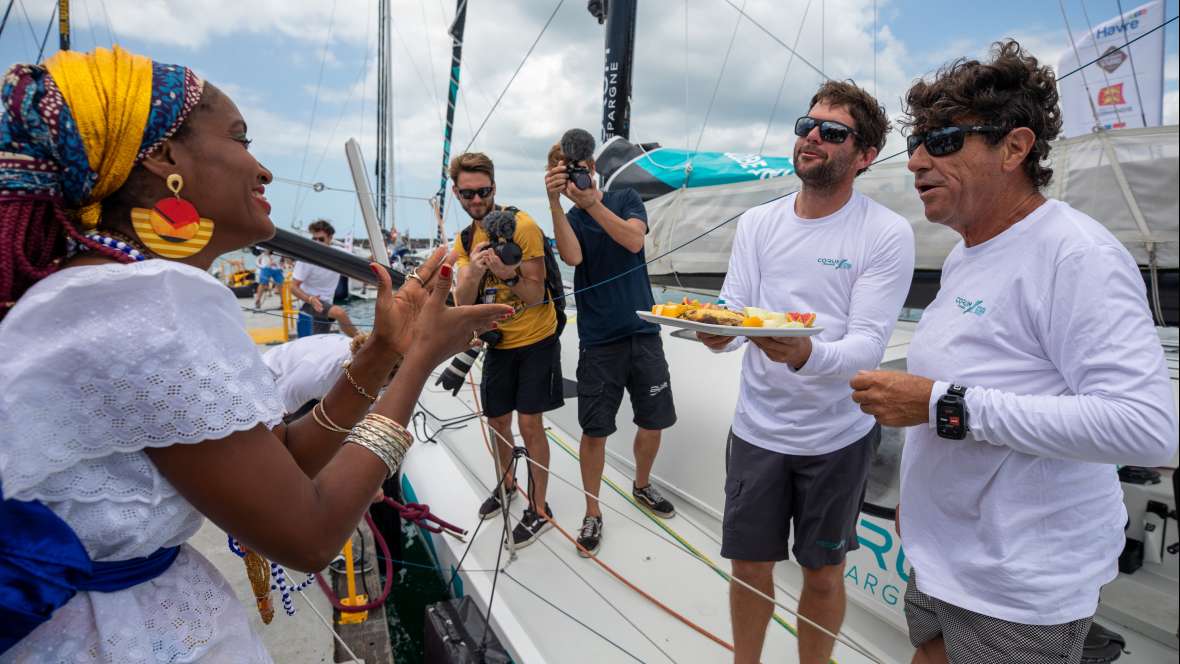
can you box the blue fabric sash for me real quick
[0,492,180,654]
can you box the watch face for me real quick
[936,395,967,440]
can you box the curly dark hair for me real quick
[902,40,1062,189]
[809,79,891,174]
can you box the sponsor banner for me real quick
[1058,1,1164,137]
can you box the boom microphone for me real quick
[560,128,596,190]
[560,128,596,163]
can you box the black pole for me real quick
[600,0,637,142]
[258,228,405,288]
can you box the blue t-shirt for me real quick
[566,188,659,347]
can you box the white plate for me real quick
[636,311,823,337]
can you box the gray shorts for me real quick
[904,569,1092,664]
[720,426,877,568]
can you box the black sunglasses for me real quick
[794,116,859,144]
[457,186,494,200]
[906,125,1007,157]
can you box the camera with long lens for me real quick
[481,209,523,266]
[560,128,596,191]
[434,328,503,395]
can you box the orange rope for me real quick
[465,375,735,654]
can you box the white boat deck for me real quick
[401,320,1180,663]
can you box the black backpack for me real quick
[459,206,567,337]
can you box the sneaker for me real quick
[633,483,675,518]
[478,485,516,521]
[509,503,553,548]
[576,516,603,557]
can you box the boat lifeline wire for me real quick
[459,373,886,664]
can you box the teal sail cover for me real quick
[631,149,794,189]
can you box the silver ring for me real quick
[470,331,481,345]
[406,270,425,287]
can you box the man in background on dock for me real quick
[290,219,359,337]
[698,81,914,664]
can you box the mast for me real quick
[594,0,637,142]
[375,0,391,229]
[57,0,69,51]
[435,0,468,233]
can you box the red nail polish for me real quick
[439,264,453,279]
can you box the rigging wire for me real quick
[16,0,38,55]
[80,0,98,51]
[758,0,814,155]
[1077,0,1127,127]
[1113,0,1151,127]
[95,0,116,46]
[458,375,887,663]
[461,0,566,152]
[0,0,16,42]
[290,0,339,227]
[722,0,829,80]
[34,1,55,63]
[692,0,746,159]
[501,571,652,664]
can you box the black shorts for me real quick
[576,333,677,438]
[480,335,564,419]
[721,425,878,568]
[299,302,333,335]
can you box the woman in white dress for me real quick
[0,47,512,663]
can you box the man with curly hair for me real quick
[850,40,1176,663]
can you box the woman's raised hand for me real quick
[369,247,450,356]
[407,255,513,369]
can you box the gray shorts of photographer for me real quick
[904,569,1091,664]
[720,426,876,567]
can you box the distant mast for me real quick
[57,0,70,51]
[591,0,637,142]
[435,0,468,239]
[376,0,393,230]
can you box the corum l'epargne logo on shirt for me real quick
[955,296,987,315]
[817,257,852,269]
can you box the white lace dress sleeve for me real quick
[0,260,284,664]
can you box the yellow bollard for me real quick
[337,538,368,624]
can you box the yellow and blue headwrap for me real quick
[0,47,203,308]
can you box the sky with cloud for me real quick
[3,0,1177,243]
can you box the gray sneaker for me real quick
[633,483,675,518]
[576,516,603,557]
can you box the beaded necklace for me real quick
[81,231,150,262]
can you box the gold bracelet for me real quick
[341,361,378,402]
[311,400,351,434]
[364,413,413,446]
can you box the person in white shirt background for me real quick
[290,219,358,337]
[698,80,915,664]
[850,40,1178,664]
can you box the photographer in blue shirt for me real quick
[544,133,677,558]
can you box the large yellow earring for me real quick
[130,174,214,258]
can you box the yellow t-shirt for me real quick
[453,208,557,350]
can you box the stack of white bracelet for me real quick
[344,413,413,478]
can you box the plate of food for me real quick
[637,300,822,337]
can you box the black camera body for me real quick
[481,209,523,266]
[566,162,593,190]
[560,128,597,191]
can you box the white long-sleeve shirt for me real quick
[901,199,1177,625]
[718,191,915,455]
